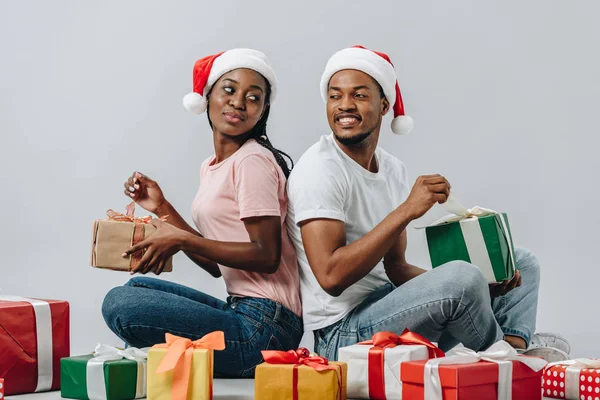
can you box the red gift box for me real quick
[0,378,4,399]
[401,358,543,400]
[542,359,600,399]
[0,296,69,395]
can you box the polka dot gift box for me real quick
[0,378,4,399]
[542,359,600,399]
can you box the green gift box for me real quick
[424,197,516,283]
[61,346,147,400]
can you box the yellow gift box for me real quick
[147,332,225,400]
[255,348,347,400]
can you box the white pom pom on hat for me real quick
[182,92,207,114]
[320,45,414,135]
[183,49,278,115]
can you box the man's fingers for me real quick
[429,183,451,195]
[502,272,521,295]
[422,176,447,185]
[505,277,519,294]
[433,192,449,204]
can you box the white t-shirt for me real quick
[287,134,411,331]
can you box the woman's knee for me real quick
[102,286,135,332]
[124,275,159,288]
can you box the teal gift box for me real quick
[424,196,516,283]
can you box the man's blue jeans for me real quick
[314,248,540,360]
[102,277,303,378]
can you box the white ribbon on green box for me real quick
[424,340,547,400]
[86,344,148,400]
[421,194,517,283]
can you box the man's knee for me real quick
[438,260,489,298]
[514,247,540,275]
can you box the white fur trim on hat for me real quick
[320,47,397,107]
[207,48,278,102]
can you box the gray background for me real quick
[1,0,598,360]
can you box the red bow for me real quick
[359,329,445,400]
[261,348,343,400]
[360,329,445,358]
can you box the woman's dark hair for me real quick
[206,80,294,178]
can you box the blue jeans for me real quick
[314,248,540,361]
[102,277,303,378]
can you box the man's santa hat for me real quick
[320,45,414,135]
[183,48,278,114]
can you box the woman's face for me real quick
[207,68,269,137]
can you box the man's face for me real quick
[326,69,389,146]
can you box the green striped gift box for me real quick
[425,212,516,283]
[60,345,147,400]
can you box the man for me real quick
[286,45,568,361]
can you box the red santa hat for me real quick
[320,45,414,135]
[183,48,278,114]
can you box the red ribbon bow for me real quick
[261,348,343,400]
[359,329,445,400]
[360,329,445,358]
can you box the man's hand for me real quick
[401,174,451,220]
[123,219,186,275]
[489,270,522,297]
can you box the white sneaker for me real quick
[520,347,570,363]
[529,332,571,355]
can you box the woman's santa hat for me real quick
[183,48,278,114]
[320,45,414,135]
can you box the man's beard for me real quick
[333,121,378,147]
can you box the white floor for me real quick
[6,379,255,400]
[5,381,554,400]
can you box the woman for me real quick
[102,48,303,378]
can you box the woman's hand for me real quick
[124,172,167,215]
[123,219,186,275]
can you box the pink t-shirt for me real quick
[191,139,302,317]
